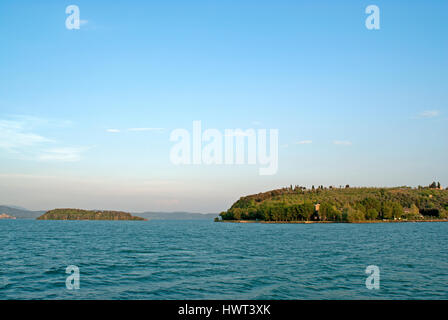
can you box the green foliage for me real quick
[381,201,404,219]
[420,208,440,218]
[219,185,448,222]
[319,203,342,221]
[37,209,145,220]
[403,204,420,220]
[361,198,381,213]
[381,201,393,219]
[365,208,379,220]
[391,202,404,219]
[343,207,365,222]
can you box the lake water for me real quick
[0,220,447,299]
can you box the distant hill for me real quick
[0,213,17,219]
[219,184,448,222]
[0,206,44,219]
[37,209,146,220]
[136,211,217,220]
[0,205,217,220]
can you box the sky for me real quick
[0,0,447,212]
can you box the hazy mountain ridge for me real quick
[0,206,45,219]
[0,206,216,220]
[136,212,217,220]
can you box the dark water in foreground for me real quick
[0,220,447,299]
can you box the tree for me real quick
[365,208,378,220]
[270,206,284,221]
[220,210,233,220]
[342,207,364,222]
[320,203,342,221]
[361,198,381,212]
[290,203,312,221]
[391,202,404,219]
[403,204,420,220]
[303,202,316,219]
[382,201,394,219]
[285,206,296,221]
[410,203,420,215]
[232,208,242,220]
[420,208,440,218]
[247,208,257,220]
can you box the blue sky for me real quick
[0,0,447,212]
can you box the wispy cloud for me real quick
[295,140,312,145]
[38,147,87,162]
[8,115,73,128]
[0,119,52,151]
[417,110,440,118]
[333,140,352,146]
[0,116,87,162]
[128,127,164,132]
[106,127,164,133]
[224,130,256,137]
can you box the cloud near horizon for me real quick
[37,147,88,162]
[333,140,352,146]
[0,120,51,151]
[417,110,440,118]
[296,140,312,145]
[128,127,164,132]
[0,116,88,162]
[106,127,164,133]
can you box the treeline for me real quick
[37,208,146,220]
[219,185,448,222]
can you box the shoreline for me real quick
[216,219,448,224]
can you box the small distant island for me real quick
[216,182,448,223]
[37,209,147,221]
[0,213,17,220]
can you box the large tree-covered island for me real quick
[37,209,146,221]
[217,182,448,223]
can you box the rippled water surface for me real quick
[0,220,447,299]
